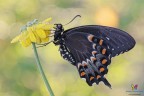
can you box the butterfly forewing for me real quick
[64,25,136,57]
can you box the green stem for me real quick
[32,43,54,96]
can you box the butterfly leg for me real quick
[36,41,54,48]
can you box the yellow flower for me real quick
[11,18,54,47]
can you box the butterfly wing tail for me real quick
[101,77,111,88]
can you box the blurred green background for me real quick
[0,0,144,96]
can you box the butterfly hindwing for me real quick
[60,32,112,87]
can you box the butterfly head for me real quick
[54,24,64,32]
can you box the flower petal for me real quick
[11,35,21,43]
[42,18,52,23]
[20,38,31,47]
[34,32,41,43]
[41,38,49,43]
[36,24,45,29]
[36,29,47,38]
[28,31,37,42]
[43,25,54,31]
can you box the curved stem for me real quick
[32,43,54,96]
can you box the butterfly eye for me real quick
[54,24,62,28]
[54,24,64,32]
[58,24,62,28]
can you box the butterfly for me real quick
[131,84,138,91]
[47,15,136,88]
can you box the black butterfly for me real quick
[50,16,136,88]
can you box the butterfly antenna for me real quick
[63,15,81,26]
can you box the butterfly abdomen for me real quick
[59,44,76,64]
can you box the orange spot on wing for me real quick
[102,48,106,54]
[90,76,94,81]
[80,72,86,77]
[96,75,101,79]
[100,67,105,72]
[99,39,103,45]
[88,35,94,42]
[102,59,107,64]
